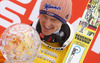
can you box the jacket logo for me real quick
[44,3,61,10]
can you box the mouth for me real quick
[43,25,52,30]
[41,25,53,35]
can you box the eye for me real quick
[51,19,56,21]
[51,18,58,21]
[43,14,47,19]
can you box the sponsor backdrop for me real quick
[0,0,100,63]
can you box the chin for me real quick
[44,34,51,36]
[43,32,52,36]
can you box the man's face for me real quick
[40,14,62,36]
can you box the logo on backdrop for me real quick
[67,46,81,63]
[65,44,85,63]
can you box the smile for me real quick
[44,25,52,30]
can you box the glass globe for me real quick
[0,23,41,63]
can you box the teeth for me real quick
[46,27,50,29]
[44,26,51,30]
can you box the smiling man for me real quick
[32,0,73,49]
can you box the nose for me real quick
[44,19,51,27]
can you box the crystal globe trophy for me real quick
[0,23,41,63]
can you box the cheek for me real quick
[57,22,62,27]
[40,18,44,25]
[54,24,62,30]
[40,16,47,24]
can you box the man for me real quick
[32,0,74,49]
